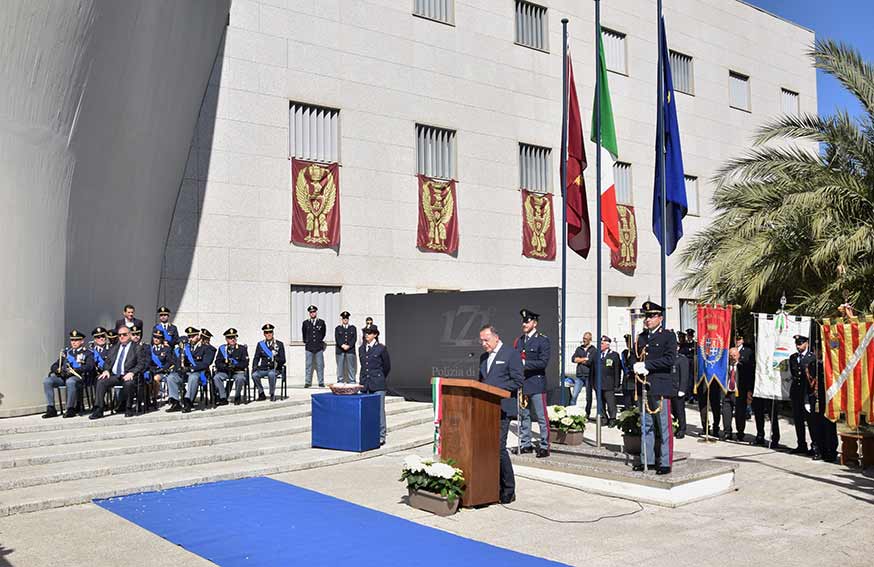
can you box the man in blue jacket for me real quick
[359,325,390,445]
[478,324,523,504]
[513,309,551,458]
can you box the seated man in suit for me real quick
[91,326,145,419]
[478,324,523,504]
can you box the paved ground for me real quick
[0,407,871,567]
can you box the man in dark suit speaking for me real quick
[478,324,523,504]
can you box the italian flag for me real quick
[591,26,621,253]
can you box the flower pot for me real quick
[623,434,641,455]
[407,487,459,516]
[549,428,584,445]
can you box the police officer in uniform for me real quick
[106,328,119,348]
[165,330,193,412]
[176,327,212,413]
[252,323,286,401]
[42,329,95,418]
[632,301,677,474]
[359,325,390,445]
[788,335,816,455]
[513,309,551,458]
[90,327,111,375]
[811,345,838,461]
[146,329,176,410]
[335,311,358,384]
[153,306,180,348]
[302,305,327,388]
[215,328,250,405]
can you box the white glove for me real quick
[804,403,811,412]
[633,362,648,376]
[678,390,685,398]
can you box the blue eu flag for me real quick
[653,16,687,256]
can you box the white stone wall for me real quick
[161,0,816,382]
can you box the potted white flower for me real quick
[547,405,586,445]
[399,454,465,516]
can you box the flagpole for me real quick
[594,0,603,448]
[560,18,569,407]
[657,0,668,310]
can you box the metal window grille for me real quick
[614,162,632,205]
[413,0,454,24]
[289,102,340,163]
[290,285,342,342]
[515,1,548,52]
[519,143,552,193]
[729,71,750,111]
[602,28,626,74]
[781,88,799,115]
[669,50,694,95]
[416,124,456,180]
[685,175,699,216]
[679,299,698,333]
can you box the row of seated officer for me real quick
[41,323,286,419]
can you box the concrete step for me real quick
[0,421,434,517]
[0,409,435,491]
[0,403,431,469]
[0,398,424,451]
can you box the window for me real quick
[289,102,340,163]
[607,296,634,343]
[290,285,342,342]
[684,175,699,216]
[781,88,799,115]
[679,299,698,334]
[729,71,750,111]
[519,143,552,193]
[515,1,548,52]
[614,162,632,205]
[669,50,694,95]
[413,0,454,25]
[602,28,627,74]
[416,124,456,179]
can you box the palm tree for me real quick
[677,39,874,318]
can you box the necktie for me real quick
[115,344,127,375]
[729,366,736,390]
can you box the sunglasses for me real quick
[118,332,130,336]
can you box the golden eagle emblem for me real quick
[421,179,454,251]
[617,205,637,267]
[524,193,552,258]
[295,163,337,244]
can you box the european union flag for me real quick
[653,16,687,256]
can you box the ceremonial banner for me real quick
[417,175,459,255]
[291,159,340,248]
[821,317,874,428]
[695,304,733,392]
[565,50,590,259]
[591,26,621,254]
[521,190,556,260]
[754,313,811,401]
[609,204,637,275]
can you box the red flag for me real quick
[417,175,459,255]
[609,204,637,275]
[291,159,340,248]
[566,53,590,258]
[521,190,556,260]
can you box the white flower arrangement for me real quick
[400,454,465,504]
[547,405,586,433]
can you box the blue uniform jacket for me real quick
[359,342,390,393]
[50,347,95,377]
[637,327,678,397]
[147,344,176,375]
[215,344,249,373]
[334,324,357,354]
[153,323,180,348]
[188,343,216,375]
[514,332,551,395]
[479,343,523,416]
[252,340,286,372]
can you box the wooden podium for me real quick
[436,378,510,507]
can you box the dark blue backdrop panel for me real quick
[95,477,568,567]
[311,392,380,452]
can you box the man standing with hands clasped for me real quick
[302,305,326,388]
[512,309,551,458]
[335,311,357,384]
[478,324,523,504]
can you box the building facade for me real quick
[159,0,816,384]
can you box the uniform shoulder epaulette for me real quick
[538,332,548,338]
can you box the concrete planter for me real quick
[623,434,642,455]
[407,488,459,516]
[549,428,584,445]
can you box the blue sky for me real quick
[746,0,874,119]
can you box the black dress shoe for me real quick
[751,436,765,446]
[216,398,229,406]
[812,453,822,461]
[270,394,276,402]
[42,407,58,419]
[64,408,77,418]
[500,494,516,504]
[632,463,652,472]
[257,392,267,401]
[675,432,685,439]
[304,384,311,389]
[735,433,746,443]
[656,467,671,475]
[89,409,104,420]
[233,396,241,405]
[166,402,181,413]
[512,446,534,455]
[536,448,550,458]
[181,399,192,413]
[769,441,780,450]
[790,446,809,455]
[124,409,135,418]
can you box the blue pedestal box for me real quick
[311,393,381,452]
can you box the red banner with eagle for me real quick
[610,204,637,275]
[291,159,340,248]
[521,190,556,260]
[417,174,458,255]
[821,316,874,428]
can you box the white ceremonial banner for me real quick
[754,313,812,400]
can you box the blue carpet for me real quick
[95,477,568,567]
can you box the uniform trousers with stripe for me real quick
[519,392,549,449]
